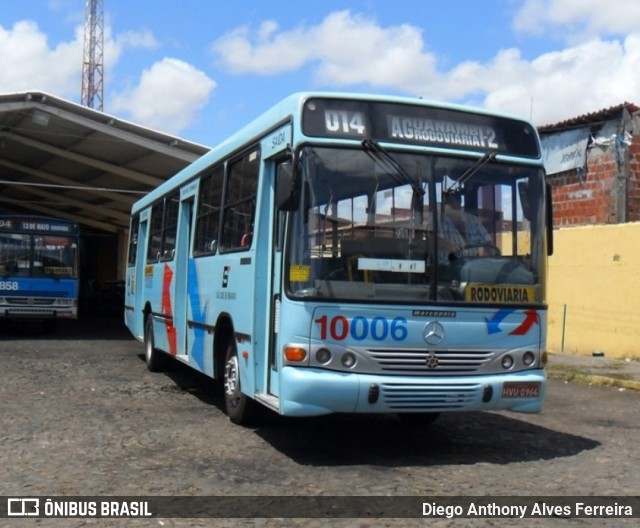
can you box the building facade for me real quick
[539,103,640,358]
[539,103,640,227]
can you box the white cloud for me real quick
[110,58,216,135]
[211,20,310,75]
[514,0,640,38]
[0,20,82,96]
[0,18,211,135]
[0,19,160,100]
[105,28,160,68]
[211,8,640,127]
[211,10,437,89]
[474,36,640,125]
[115,29,159,50]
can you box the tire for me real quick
[223,339,256,425]
[144,316,168,372]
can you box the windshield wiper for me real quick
[361,139,424,198]
[443,151,496,196]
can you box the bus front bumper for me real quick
[278,367,546,417]
[1,307,77,319]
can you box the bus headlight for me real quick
[523,351,536,366]
[501,355,514,369]
[315,348,332,365]
[341,352,357,369]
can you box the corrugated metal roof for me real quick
[538,102,640,134]
[0,91,210,233]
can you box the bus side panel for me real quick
[143,261,174,353]
[125,220,146,340]
[184,252,257,388]
[213,252,256,395]
[171,197,193,361]
[124,265,138,338]
[185,257,216,377]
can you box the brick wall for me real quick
[549,127,640,227]
[628,133,640,221]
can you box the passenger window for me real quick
[161,193,179,261]
[147,202,164,263]
[194,165,224,256]
[127,216,139,267]
[146,192,180,263]
[221,148,260,251]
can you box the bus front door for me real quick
[173,198,192,360]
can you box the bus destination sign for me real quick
[0,217,78,234]
[387,115,498,150]
[302,98,540,158]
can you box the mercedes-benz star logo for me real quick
[423,321,445,345]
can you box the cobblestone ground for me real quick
[0,318,638,527]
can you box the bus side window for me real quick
[221,148,260,251]
[127,216,139,267]
[161,193,179,261]
[194,165,224,256]
[147,202,163,264]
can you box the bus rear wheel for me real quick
[223,340,256,425]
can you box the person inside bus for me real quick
[435,191,494,261]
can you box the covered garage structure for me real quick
[0,91,209,314]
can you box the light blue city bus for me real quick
[0,215,79,330]
[125,92,553,425]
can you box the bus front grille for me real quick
[367,348,493,374]
[380,382,481,410]
[6,297,56,306]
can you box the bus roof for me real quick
[131,92,539,214]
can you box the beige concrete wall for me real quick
[547,222,640,358]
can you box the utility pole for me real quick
[81,0,104,111]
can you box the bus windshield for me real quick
[285,145,546,304]
[0,233,78,278]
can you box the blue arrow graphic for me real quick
[485,308,516,335]
[188,259,207,370]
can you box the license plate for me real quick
[502,382,540,398]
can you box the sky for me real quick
[1,0,640,147]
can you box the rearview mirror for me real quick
[276,162,300,211]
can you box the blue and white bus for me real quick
[125,93,553,425]
[0,215,79,328]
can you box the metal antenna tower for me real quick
[81,0,104,111]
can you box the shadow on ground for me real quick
[151,357,601,468]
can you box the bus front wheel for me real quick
[223,340,256,425]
